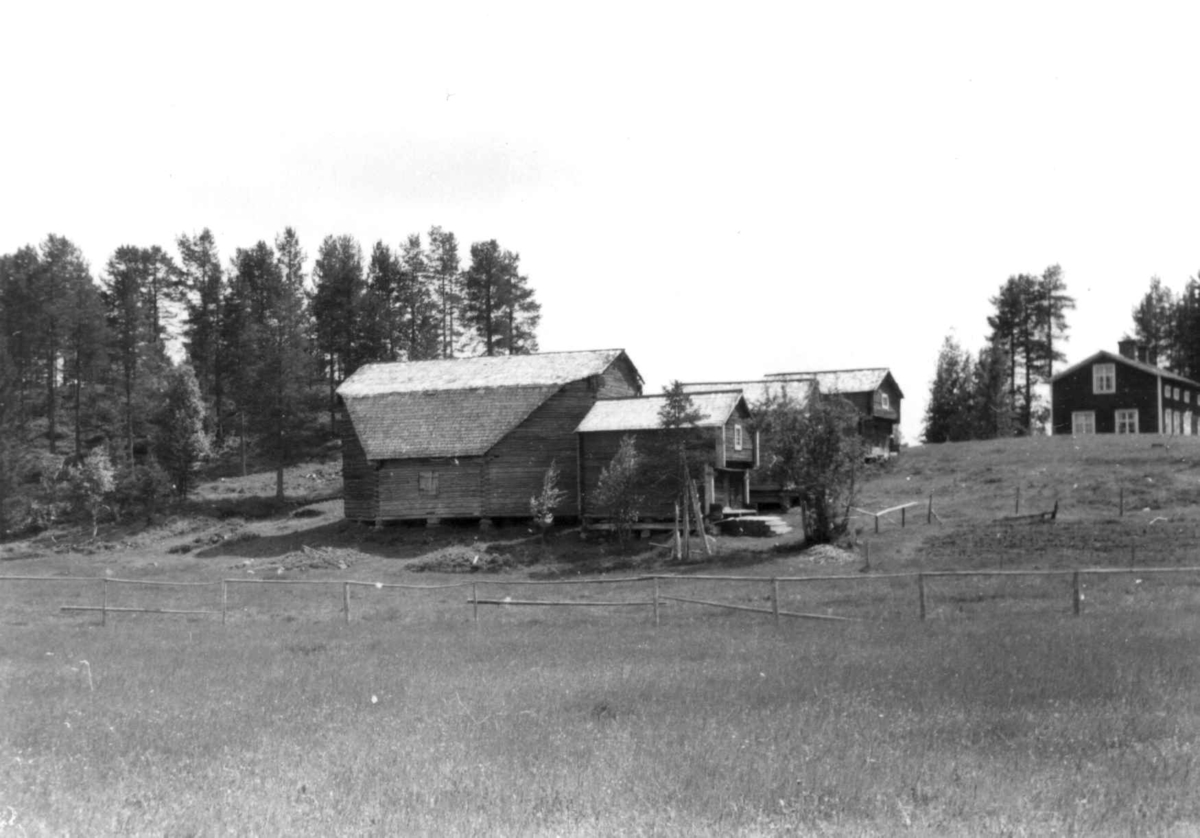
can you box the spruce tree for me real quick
[156,364,210,500]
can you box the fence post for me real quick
[1015,486,1020,515]
[927,492,933,524]
[653,577,660,627]
[917,573,926,621]
[863,540,871,570]
[101,578,108,627]
[343,582,350,624]
[1072,571,1082,616]
[874,513,880,534]
[772,578,780,624]
[472,583,479,624]
[221,581,228,625]
[1119,487,1124,517]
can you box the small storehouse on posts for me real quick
[1051,339,1200,436]
[575,390,758,521]
[336,350,643,524]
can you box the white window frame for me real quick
[1164,383,1172,398]
[1174,387,1181,401]
[1072,411,1096,435]
[1187,411,1194,436]
[880,392,891,410]
[734,424,744,451]
[1093,363,1115,394]
[1115,409,1138,434]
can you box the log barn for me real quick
[336,349,643,524]
[1050,339,1200,436]
[576,390,758,521]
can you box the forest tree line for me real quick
[924,265,1074,443]
[0,227,542,534]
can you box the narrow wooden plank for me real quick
[468,598,655,607]
[61,606,218,615]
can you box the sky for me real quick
[4,1,1200,445]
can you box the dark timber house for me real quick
[1051,339,1200,436]
[766,368,904,458]
[679,378,816,509]
[575,390,758,521]
[336,350,643,524]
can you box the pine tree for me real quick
[177,229,225,438]
[971,335,1015,439]
[311,235,366,429]
[462,240,540,356]
[41,236,100,454]
[427,226,464,358]
[397,234,439,360]
[103,245,172,462]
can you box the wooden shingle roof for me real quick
[576,391,748,433]
[337,350,638,460]
[766,368,903,398]
[680,378,816,407]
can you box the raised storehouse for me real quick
[576,390,757,521]
[679,378,815,509]
[766,368,903,458]
[1051,340,1200,436]
[336,350,643,523]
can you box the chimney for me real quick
[1118,338,1137,360]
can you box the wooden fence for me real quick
[3,566,1199,627]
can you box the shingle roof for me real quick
[766,368,901,397]
[576,391,748,433]
[680,378,815,407]
[337,350,637,460]
[338,349,633,396]
[1051,350,1200,386]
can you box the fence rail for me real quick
[5,565,1200,628]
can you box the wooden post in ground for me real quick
[927,492,933,524]
[221,581,228,625]
[1119,487,1124,517]
[874,513,880,534]
[653,577,660,627]
[342,582,350,623]
[917,573,926,621]
[863,540,870,570]
[772,578,780,624]
[1015,486,1020,515]
[1072,571,1082,616]
[472,583,479,623]
[681,492,691,561]
[690,479,711,556]
[901,506,907,528]
[101,578,108,627]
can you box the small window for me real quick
[1187,391,1193,404]
[1072,411,1096,435]
[1164,383,1172,398]
[1115,409,1138,434]
[880,392,890,410]
[734,424,744,451]
[1092,364,1115,394]
[1187,411,1194,436]
[418,470,439,496]
[1174,387,1181,401]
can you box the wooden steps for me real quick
[717,515,793,537]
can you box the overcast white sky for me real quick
[4,1,1200,443]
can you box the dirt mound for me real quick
[801,544,860,565]
[407,544,521,573]
[231,545,357,575]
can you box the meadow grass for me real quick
[2,606,1197,836]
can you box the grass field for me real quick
[3,435,1200,835]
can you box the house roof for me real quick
[1051,350,1200,386]
[337,349,637,396]
[337,350,639,460]
[766,368,903,398]
[576,390,749,434]
[680,378,816,407]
